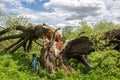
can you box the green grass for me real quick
[0,50,120,80]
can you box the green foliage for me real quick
[0,50,119,80]
[62,26,74,41]
[93,21,120,33]
[63,21,120,41]
[62,21,93,40]
[5,15,29,34]
[0,51,42,80]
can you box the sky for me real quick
[0,0,120,27]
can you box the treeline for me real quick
[62,21,120,41]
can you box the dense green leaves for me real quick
[0,50,120,80]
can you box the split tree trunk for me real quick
[39,35,94,73]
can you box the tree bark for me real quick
[0,33,23,42]
[9,37,29,53]
[3,38,23,52]
[39,29,94,73]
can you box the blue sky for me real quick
[21,0,53,12]
[0,0,120,27]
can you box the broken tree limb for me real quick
[57,36,94,70]
[33,40,43,47]
[16,25,28,32]
[3,38,23,52]
[9,37,29,53]
[27,39,33,52]
[0,33,23,42]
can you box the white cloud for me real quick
[56,23,66,28]
[99,0,120,24]
[1,0,35,3]
[0,4,5,9]
[44,0,106,21]
[22,0,35,3]
[0,0,35,7]
[18,14,38,20]
[0,0,21,7]
[45,0,120,25]
[0,0,120,27]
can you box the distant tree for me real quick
[62,26,73,36]
[5,15,29,33]
[62,26,73,41]
[78,21,92,36]
[93,21,119,33]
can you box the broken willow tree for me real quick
[0,24,95,73]
[0,24,120,73]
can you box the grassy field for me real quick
[0,50,120,80]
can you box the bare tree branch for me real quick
[0,33,23,41]
[3,38,23,51]
[9,37,29,53]
[33,40,43,47]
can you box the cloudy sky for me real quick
[0,0,120,27]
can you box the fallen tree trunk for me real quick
[39,34,94,73]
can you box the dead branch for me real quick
[3,38,23,52]
[0,33,23,42]
[9,37,29,53]
[33,40,43,47]
[27,39,33,52]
